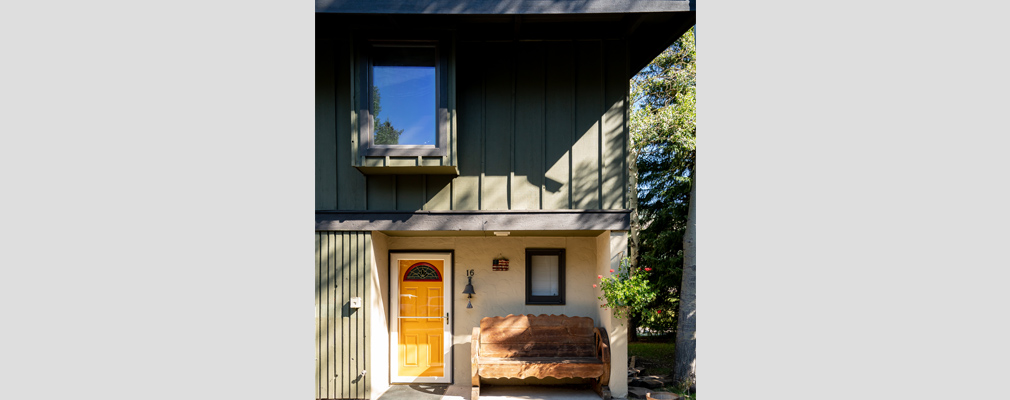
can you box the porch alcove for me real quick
[360,229,629,399]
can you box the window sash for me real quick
[525,249,565,305]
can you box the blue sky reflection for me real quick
[373,66,435,145]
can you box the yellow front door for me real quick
[391,253,451,383]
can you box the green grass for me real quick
[629,342,677,362]
[628,341,677,375]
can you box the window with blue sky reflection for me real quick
[372,66,435,145]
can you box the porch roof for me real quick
[316,210,630,232]
[315,0,694,14]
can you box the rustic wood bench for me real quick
[470,314,611,400]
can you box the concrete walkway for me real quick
[376,384,610,400]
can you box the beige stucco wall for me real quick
[598,231,628,398]
[369,231,390,398]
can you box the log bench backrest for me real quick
[479,314,596,358]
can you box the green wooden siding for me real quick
[316,231,370,400]
[544,41,576,210]
[317,39,629,212]
[316,27,337,210]
[513,41,545,210]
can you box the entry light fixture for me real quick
[463,269,475,308]
[493,231,510,237]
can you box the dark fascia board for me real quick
[316,210,630,231]
[317,0,693,14]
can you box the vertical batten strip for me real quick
[315,233,322,399]
[320,232,325,399]
[541,43,547,210]
[449,35,457,207]
[509,39,517,210]
[351,232,358,399]
[332,232,339,399]
[593,39,601,209]
[623,42,630,210]
[358,232,363,399]
[346,232,353,399]
[363,232,372,399]
[479,42,486,210]
[341,233,349,399]
[322,232,329,399]
[326,232,333,399]
[353,232,361,399]
[332,233,339,399]
[569,40,575,210]
[332,232,341,400]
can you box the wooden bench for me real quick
[470,314,611,400]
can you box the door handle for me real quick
[445,312,449,325]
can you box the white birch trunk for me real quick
[673,172,696,389]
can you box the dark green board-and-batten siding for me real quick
[316,232,370,400]
[317,39,629,212]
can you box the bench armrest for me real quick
[594,327,611,386]
[471,327,481,386]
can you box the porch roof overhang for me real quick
[316,210,630,232]
[316,1,695,79]
[315,0,694,14]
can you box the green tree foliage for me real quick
[605,27,695,334]
[372,86,402,145]
[375,120,403,145]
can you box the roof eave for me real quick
[316,0,693,14]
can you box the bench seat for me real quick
[476,357,607,379]
[471,314,611,400]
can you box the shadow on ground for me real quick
[377,384,448,400]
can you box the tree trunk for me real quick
[672,172,696,390]
[628,146,641,345]
[629,316,639,342]
[628,147,640,267]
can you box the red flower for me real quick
[598,275,602,279]
[593,284,597,288]
[609,269,615,273]
[657,310,662,314]
[644,267,652,271]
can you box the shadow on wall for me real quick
[352,40,626,211]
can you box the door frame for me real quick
[388,250,454,384]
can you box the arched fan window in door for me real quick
[403,262,442,281]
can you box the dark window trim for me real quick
[525,248,565,305]
[358,37,449,157]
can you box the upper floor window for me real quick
[358,39,448,157]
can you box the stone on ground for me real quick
[627,386,652,399]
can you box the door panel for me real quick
[390,253,452,383]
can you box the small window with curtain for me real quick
[525,249,565,305]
